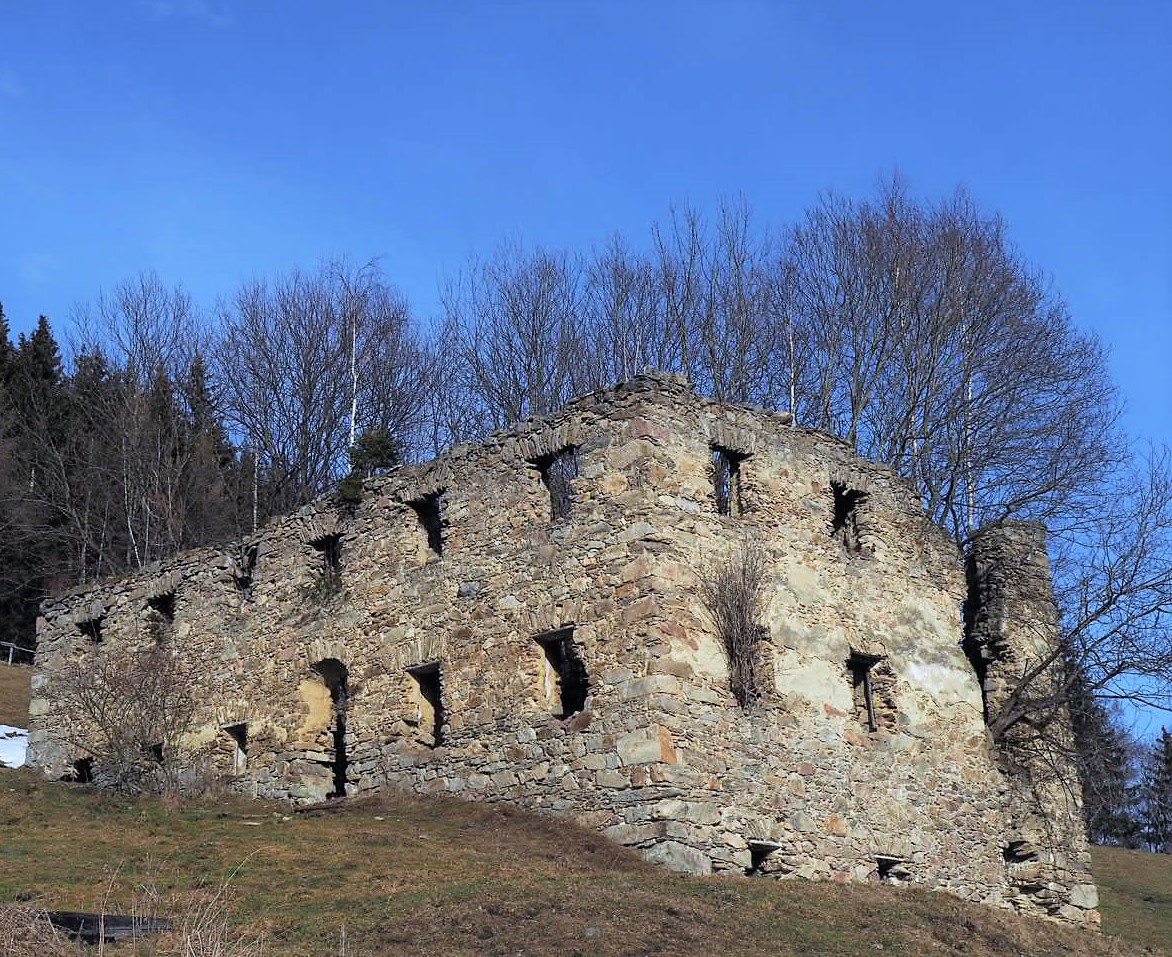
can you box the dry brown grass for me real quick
[0,906,80,957]
[0,663,32,727]
[0,770,1164,957]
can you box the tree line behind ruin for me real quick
[0,178,1168,846]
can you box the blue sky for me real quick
[0,0,1168,447]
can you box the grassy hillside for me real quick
[1093,844,1172,952]
[0,663,32,727]
[0,772,1165,957]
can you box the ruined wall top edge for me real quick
[39,372,956,616]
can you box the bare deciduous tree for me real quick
[71,271,202,384]
[439,242,595,443]
[64,274,238,569]
[52,642,201,794]
[214,260,431,518]
[582,235,674,383]
[779,179,1124,544]
[1054,449,1172,712]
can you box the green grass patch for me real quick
[1091,844,1172,953]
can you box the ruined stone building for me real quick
[27,374,1099,924]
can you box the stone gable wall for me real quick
[27,373,1097,924]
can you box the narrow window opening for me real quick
[535,627,590,719]
[961,584,993,726]
[961,638,990,725]
[712,447,747,516]
[234,544,259,599]
[65,757,95,783]
[311,658,349,798]
[145,592,175,644]
[848,651,897,732]
[146,592,175,622]
[875,855,908,882]
[77,617,105,644]
[850,651,882,732]
[407,662,445,747]
[532,447,579,521]
[1003,840,1038,864]
[309,533,342,596]
[830,481,868,551]
[745,839,782,876]
[223,722,248,774]
[409,491,446,556]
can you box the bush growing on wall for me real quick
[701,544,768,709]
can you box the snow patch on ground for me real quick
[0,724,28,768]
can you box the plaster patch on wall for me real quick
[296,680,333,744]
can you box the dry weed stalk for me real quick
[175,882,265,957]
[0,860,263,957]
[701,543,768,709]
[0,906,81,957]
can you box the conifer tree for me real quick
[1140,728,1172,853]
[1068,662,1141,846]
[0,304,13,377]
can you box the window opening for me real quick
[535,627,590,719]
[1003,841,1038,864]
[409,491,446,556]
[848,651,896,732]
[849,652,883,731]
[532,447,579,521]
[309,533,342,596]
[223,723,248,774]
[746,839,782,876]
[234,543,259,598]
[407,662,445,747]
[712,447,748,516]
[311,658,349,798]
[875,855,908,882]
[64,757,94,783]
[145,592,175,644]
[961,584,996,726]
[77,617,105,644]
[146,592,175,621]
[831,482,867,551]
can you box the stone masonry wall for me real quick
[27,373,1098,924]
[964,522,1099,921]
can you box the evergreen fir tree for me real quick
[1067,651,1141,845]
[1140,728,1172,853]
[0,303,14,379]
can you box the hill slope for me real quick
[0,662,31,727]
[0,772,1165,957]
[1093,844,1172,953]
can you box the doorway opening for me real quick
[312,658,349,798]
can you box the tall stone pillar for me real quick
[964,520,1099,924]
[965,521,1062,734]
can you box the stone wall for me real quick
[27,373,1098,924]
[964,522,1098,921]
